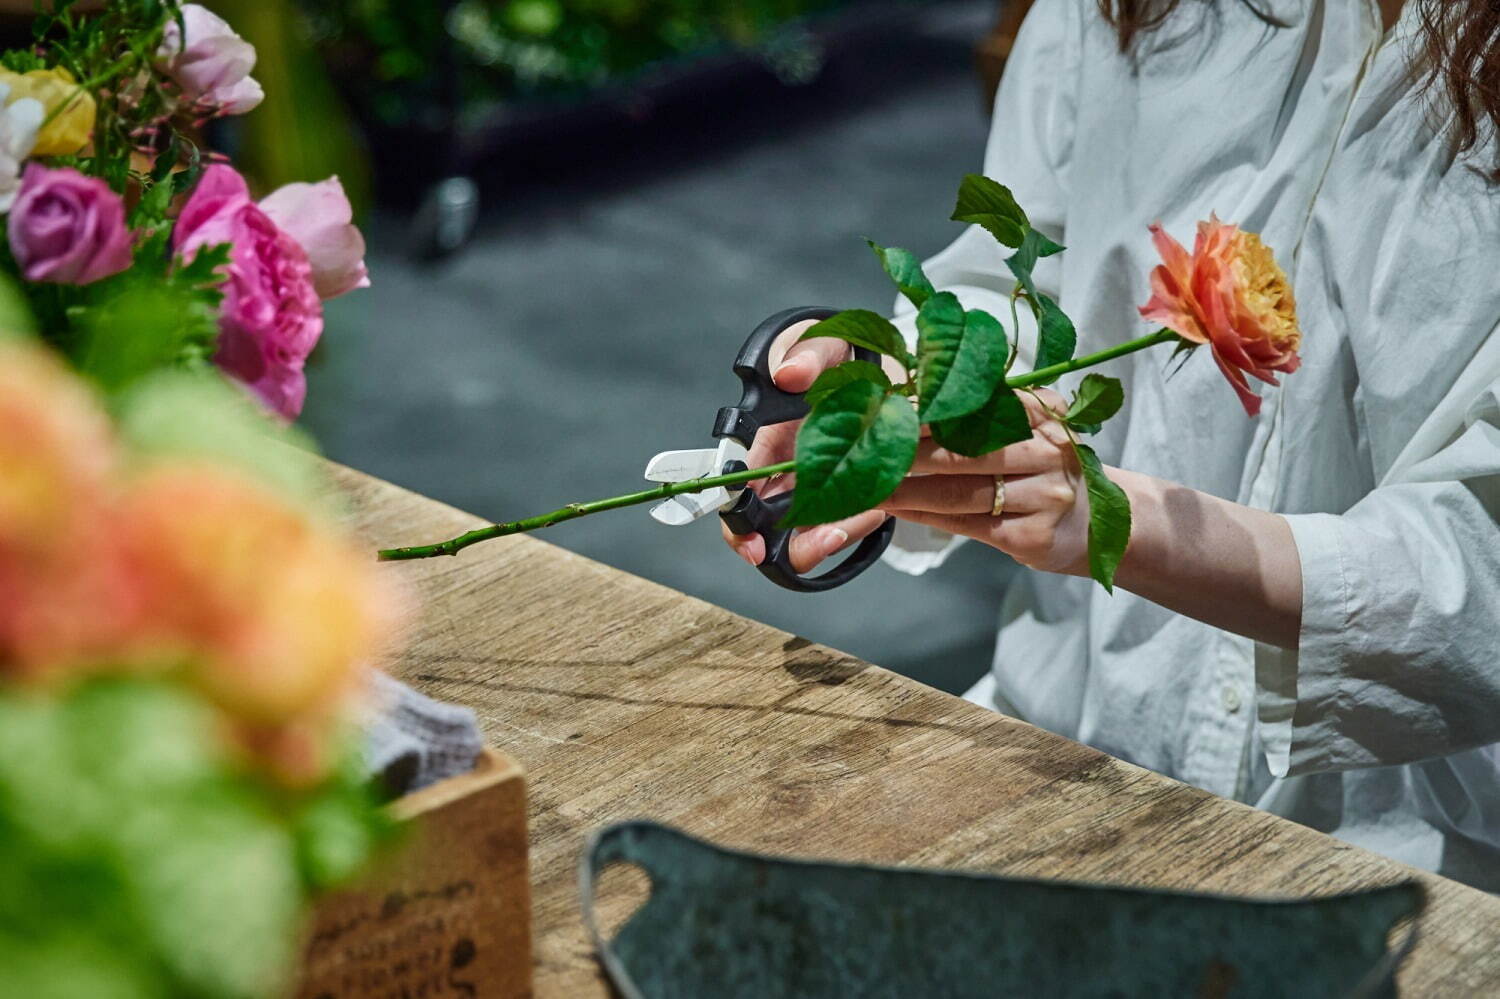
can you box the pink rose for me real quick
[174,164,323,420]
[260,176,369,299]
[156,4,264,116]
[8,165,133,285]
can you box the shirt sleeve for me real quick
[885,0,1079,575]
[1256,339,1500,777]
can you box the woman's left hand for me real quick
[879,387,1094,576]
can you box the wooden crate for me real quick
[290,748,533,998]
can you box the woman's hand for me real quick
[720,320,889,571]
[884,384,1306,648]
[881,388,1094,577]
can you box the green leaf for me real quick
[0,270,35,337]
[128,176,174,230]
[294,780,387,890]
[806,360,890,408]
[800,310,914,369]
[931,381,1031,458]
[1031,300,1076,373]
[783,380,919,527]
[0,49,45,73]
[1008,225,1065,273]
[1065,373,1124,428]
[951,174,1029,248]
[915,295,1007,423]
[71,239,231,395]
[1006,228,1075,376]
[868,241,935,309]
[1076,444,1132,592]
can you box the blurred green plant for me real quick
[0,678,389,999]
[0,296,398,997]
[294,0,883,126]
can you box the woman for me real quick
[726,0,1500,889]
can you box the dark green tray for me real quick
[581,821,1423,998]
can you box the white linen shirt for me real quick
[886,0,1500,889]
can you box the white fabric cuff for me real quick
[882,520,967,575]
[1254,512,1354,778]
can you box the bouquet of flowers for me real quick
[0,3,398,997]
[0,0,367,420]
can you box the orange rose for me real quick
[0,341,114,554]
[1139,216,1301,416]
[119,466,401,735]
[0,342,142,677]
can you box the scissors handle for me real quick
[716,306,895,593]
[721,488,896,593]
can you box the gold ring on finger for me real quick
[991,475,1006,517]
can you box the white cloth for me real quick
[887,0,1500,889]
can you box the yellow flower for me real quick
[0,67,96,156]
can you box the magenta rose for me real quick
[8,165,133,285]
[259,176,369,299]
[174,164,323,420]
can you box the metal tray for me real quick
[581,821,1423,998]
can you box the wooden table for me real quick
[338,465,1500,995]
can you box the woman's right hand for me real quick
[719,320,891,572]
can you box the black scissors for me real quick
[643,307,897,592]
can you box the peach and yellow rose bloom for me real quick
[1139,216,1302,416]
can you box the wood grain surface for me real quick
[336,464,1500,996]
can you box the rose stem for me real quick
[1005,329,1177,389]
[377,460,796,561]
[377,328,1180,562]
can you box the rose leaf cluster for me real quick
[775,173,1302,591]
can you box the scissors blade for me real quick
[650,487,730,526]
[643,448,719,483]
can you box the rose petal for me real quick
[260,177,369,299]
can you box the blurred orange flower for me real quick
[0,342,141,676]
[0,339,405,785]
[1139,216,1302,416]
[119,466,400,733]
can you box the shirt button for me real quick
[1221,685,1242,713]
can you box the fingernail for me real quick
[739,548,760,568]
[773,356,803,379]
[820,527,849,555]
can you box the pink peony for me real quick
[260,176,369,299]
[156,4,264,116]
[8,165,133,285]
[174,164,323,420]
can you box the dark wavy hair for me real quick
[1099,0,1500,173]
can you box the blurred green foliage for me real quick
[0,678,390,999]
[295,0,875,125]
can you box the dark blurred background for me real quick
[214,0,1030,694]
